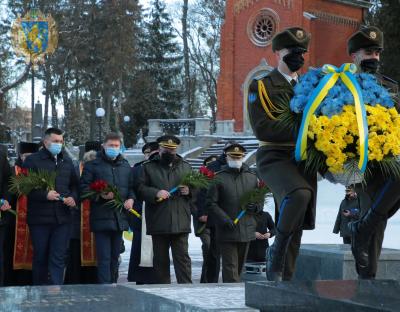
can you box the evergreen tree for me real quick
[369,0,400,82]
[141,0,183,118]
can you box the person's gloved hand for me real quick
[223,219,236,231]
[246,203,258,213]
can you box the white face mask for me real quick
[227,159,243,169]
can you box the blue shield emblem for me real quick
[21,21,49,54]
[248,92,257,104]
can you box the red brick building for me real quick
[217,0,371,134]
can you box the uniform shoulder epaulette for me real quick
[254,71,269,81]
[381,74,398,85]
[243,165,257,175]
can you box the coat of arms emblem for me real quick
[11,9,58,65]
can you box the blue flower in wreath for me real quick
[290,68,394,115]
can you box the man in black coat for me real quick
[194,154,218,283]
[201,141,235,283]
[80,133,135,284]
[0,144,12,286]
[23,128,79,285]
[127,141,158,284]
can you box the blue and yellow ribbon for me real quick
[295,63,368,173]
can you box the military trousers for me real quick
[219,241,249,283]
[355,176,400,278]
[152,233,192,284]
[0,226,5,286]
[283,229,303,281]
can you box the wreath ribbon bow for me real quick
[295,63,368,173]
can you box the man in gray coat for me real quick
[207,143,263,282]
[137,135,192,284]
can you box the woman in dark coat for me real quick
[247,211,276,262]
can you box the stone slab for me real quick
[246,280,400,312]
[242,244,400,282]
[0,283,255,312]
[294,244,400,280]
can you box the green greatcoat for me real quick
[137,155,193,235]
[353,72,399,277]
[206,164,263,242]
[248,68,317,230]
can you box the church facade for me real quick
[217,0,371,134]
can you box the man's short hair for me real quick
[104,132,122,143]
[44,128,63,137]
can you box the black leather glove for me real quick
[246,203,258,213]
[223,219,236,230]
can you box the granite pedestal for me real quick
[243,244,400,282]
[294,244,400,280]
[0,283,255,312]
[245,279,400,312]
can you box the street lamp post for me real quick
[122,115,130,150]
[96,107,105,142]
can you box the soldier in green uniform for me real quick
[247,27,316,281]
[347,26,400,279]
[207,143,263,282]
[137,135,192,284]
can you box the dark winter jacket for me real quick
[80,151,135,232]
[23,148,79,225]
[207,164,263,242]
[0,146,12,226]
[247,211,276,262]
[333,196,360,238]
[137,155,192,235]
[195,153,227,229]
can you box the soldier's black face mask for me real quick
[360,58,380,74]
[283,48,305,72]
[160,152,175,164]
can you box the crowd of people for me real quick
[0,24,399,287]
[0,129,275,286]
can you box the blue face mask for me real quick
[48,143,63,156]
[105,147,120,159]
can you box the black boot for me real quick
[348,209,385,278]
[266,230,291,281]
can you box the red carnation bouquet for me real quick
[199,166,216,179]
[82,179,141,219]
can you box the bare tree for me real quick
[187,0,225,127]
[182,0,190,118]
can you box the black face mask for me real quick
[160,152,175,164]
[360,58,380,74]
[283,52,305,72]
